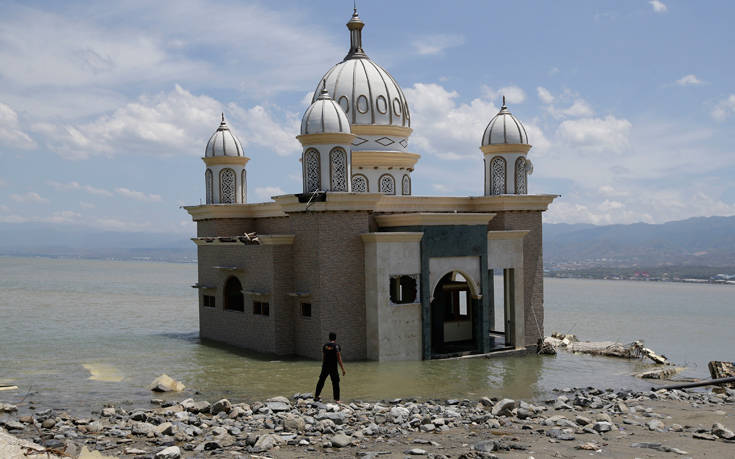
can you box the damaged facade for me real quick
[185,9,557,361]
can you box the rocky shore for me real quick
[1,386,735,458]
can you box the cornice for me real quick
[360,232,424,243]
[202,156,250,166]
[373,194,559,213]
[272,192,384,213]
[479,144,531,155]
[487,230,530,240]
[375,213,495,227]
[351,125,413,137]
[352,151,420,169]
[296,132,355,146]
[184,202,286,220]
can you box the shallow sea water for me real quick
[0,256,733,415]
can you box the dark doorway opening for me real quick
[430,272,477,358]
[224,276,244,311]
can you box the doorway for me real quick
[430,272,476,357]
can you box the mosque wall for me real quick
[197,218,255,237]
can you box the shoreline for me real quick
[2,386,734,458]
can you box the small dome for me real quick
[481,99,529,146]
[301,86,350,135]
[205,114,244,157]
[312,9,410,128]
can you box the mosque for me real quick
[185,9,557,361]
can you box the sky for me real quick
[1,0,734,235]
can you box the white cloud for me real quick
[48,181,113,196]
[0,214,28,223]
[92,218,152,232]
[115,187,163,202]
[0,204,8,212]
[482,85,526,104]
[559,99,594,118]
[556,116,632,153]
[0,178,6,187]
[676,74,703,86]
[42,210,82,224]
[79,201,95,209]
[229,104,301,157]
[537,87,555,104]
[255,186,285,200]
[412,34,465,56]
[649,0,668,13]
[10,192,48,203]
[0,102,35,149]
[712,95,735,121]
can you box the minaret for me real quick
[480,97,533,195]
[203,114,249,204]
[297,85,354,193]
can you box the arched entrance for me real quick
[224,276,244,311]
[430,271,478,356]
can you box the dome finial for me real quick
[502,95,506,108]
[345,4,367,60]
[221,112,225,123]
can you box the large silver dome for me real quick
[312,9,410,128]
[301,87,350,135]
[481,100,529,146]
[205,114,244,157]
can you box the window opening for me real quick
[253,301,270,316]
[389,275,417,304]
[203,294,215,308]
[301,303,312,317]
[223,277,244,311]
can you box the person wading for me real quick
[314,332,346,402]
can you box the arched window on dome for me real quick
[205,169,213,204]
[401,174,411,196]
[246,169,248,204]
[304,149,321,193]
[490,156,506,195]
[379,174,395,195]
[514,157,527,194]
[223,276,244,312]
[329,148,348,191]
[220,168,236,204]
[352,174,368,192]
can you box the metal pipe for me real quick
[654,376,735,391]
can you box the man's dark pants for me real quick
[315,366,340,400]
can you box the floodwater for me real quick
[0,257,733,415]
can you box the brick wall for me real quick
[488,211,544,346]
[197,218,255,237]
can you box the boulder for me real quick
[473,440,497,452]
[712,423,734,439]
[593,421,613,433]
[155,445,181,459]
[155,422,175,436]
[330,432,352,448]
[253,433,285,452]
[211,399,232,415]
[283,415,306,432]
[148,374,185,392]
[390,406,410,422]
[41,418,56,429]
[491,399,516,416]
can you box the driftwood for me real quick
[0,385,18,391]
[539,332,669,365]
[709,361,735,388]
[635,367,684,379]
[655,376,735,391]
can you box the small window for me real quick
[445,290,471,322]
[389,275,417,304]
[253,301,270,316]
[203,295,215,308]
[301,303,312,317]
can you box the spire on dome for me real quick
[502,95,506,108]
[344,6,367,60]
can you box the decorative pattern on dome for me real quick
[206,114,244,157]
[482,99,529,146]
[379,174,395,195]
[304,149,321,192]
[352,174,368,192]
[330,148,348,191]
[515,157,527,194]
[490,156,506,195]
[220,168,236,203]
[402,175,411,196]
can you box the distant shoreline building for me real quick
[185,9,557,361]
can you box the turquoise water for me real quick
[0,256,732,415]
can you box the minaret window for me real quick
[246,169,248,204]
[205,169,213,204]
[352,174,368,192]
[490,156,506,195]
[515,157,527,194]
[304,149,321,192]
[220,168,236,204]
[330,148,348,191]
[402,174,411,196]
[379,174,395,195]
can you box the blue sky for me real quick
[1,0,734,234]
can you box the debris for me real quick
[709,361,735,388]
[635,367,684,379]
[148,374,185,392]
[543,333,668,364]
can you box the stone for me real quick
[491,399,516,416]
[575,415,592,426]
[283,415,306,432]
[130,411,148,421]
[41,418,56,429]
[132,422,155,435]
[516,408,533,419]
[389,406,410,422]
[0,403,17,412]
[148,374,185,392]
[330,432,352,448]
[266,401,291,412]
[101,407,116,417]
[420,423,435,432]
[712,423,734,439]
[480,397,494,407]
[211,398,232,415]
[187,401,210,414]
[547,428,575,441]
[3,420,24,430]
[87,421,103,432]
[125,447,148,455]
[473,440,497,452]
[253,433,285,452]
[155,445,181,458]
[693,432,717,441]
[593,421,613,433]
[155,422,174,436]
[647,419,665,431]
[405,448,427,455]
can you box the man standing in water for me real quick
[314,332,346,402]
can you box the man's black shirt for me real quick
[322,342,341,369]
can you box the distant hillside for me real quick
[544,216,735,269]
[0,223,196,262]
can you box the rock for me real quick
[101,407,116,417]
[125,447,148,455]
[491,398,516,416]
[330,432,352,448]
[516,408,533,419]
[3,420,24,430]
[647,419,665,431]
[283,414,306,432]
[712,423,735,439]
[693,432,717,441]
[87,421,103,432]
[148,374,185,392]
[132,422,155,435]
[405,448,427,455]
[155,445,181,458]
[420,423,435,432]
[211,398,232,415]
[0,403,17,412]
[390,406,410,422]
[41,418,56,429]
[576,442,601,451]
[186,401,210,414]
[593,421,613,433]
[253,433,285,452]
[155,422,174,436]
[473,440,497,452]
[130,411,148,421]
[575,415,592,426]
[480,397,494,407]
[266,401,291,412]
[547,428,575,441]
